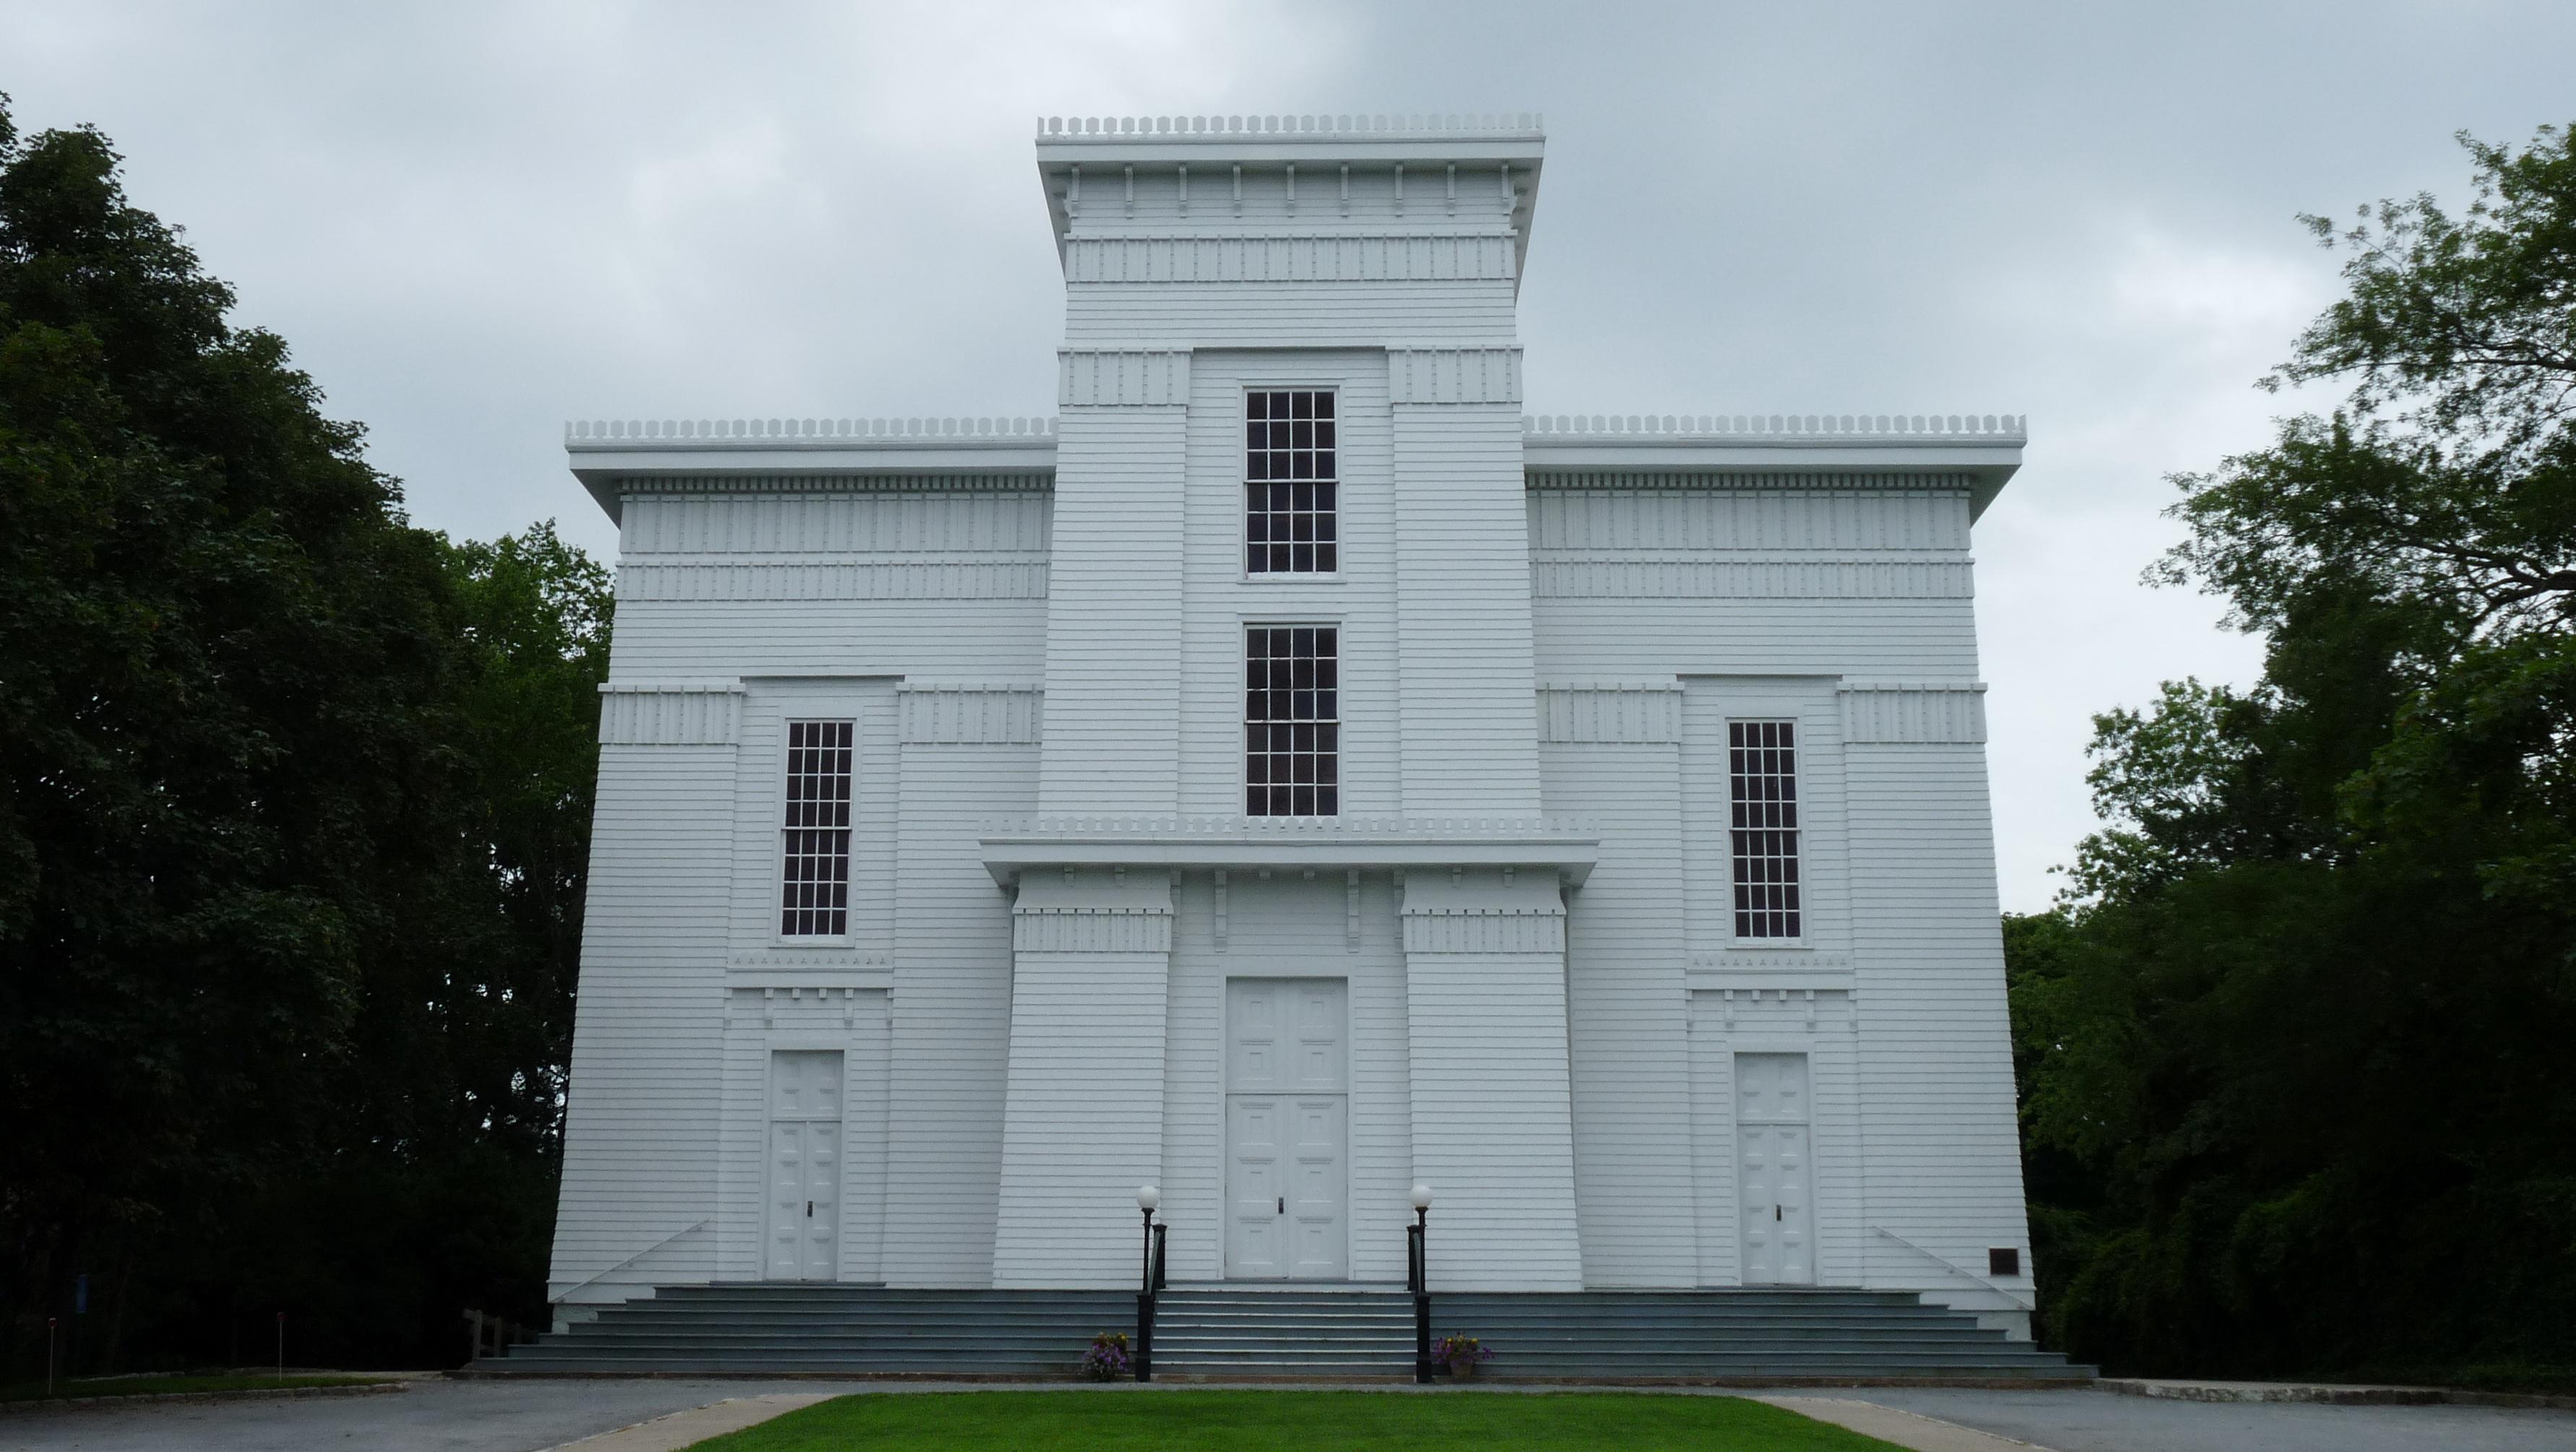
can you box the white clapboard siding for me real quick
[548,744,738,1305]
[1400,870,1585,1289]
[1844,743,2033,1304]
[990,870,1175,1287]
[1160,872,1412,1285]
[554,121,2038,1311]
[1393,402,1545,815]
[883,740,1039,1287]
[1037,407,1188,813]
[1176,352,1400,816]
[1542,739,1695,1286]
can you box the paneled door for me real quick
[764,1050,844,1281]
[1226,979,1348,1279]
[1736,1052,1815,1284]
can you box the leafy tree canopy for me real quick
[0,95,605,1373]
[2013,124,2576,1388]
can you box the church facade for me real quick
[546,114,2037,1338]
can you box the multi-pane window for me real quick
[1245,389,1337,574]
[1729,720,1802,939]
[1246,625,1339,816]
[780,719,853,936]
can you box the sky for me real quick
[5,1,2570,910]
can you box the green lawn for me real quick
[0,1372,397,1404]
[688,1390,1902,1451]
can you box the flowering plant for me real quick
[1079,1330,1133,1381]
[1432,1334,1492,1370]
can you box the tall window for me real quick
[1246,625,1339,816]
[1245,389,1337,574]
[1729,720,1802,939]
[780,719,853,936]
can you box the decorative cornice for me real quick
[1531,559,1973,600]
[899,683,1045,745]
[1838,680,1989,744]
[1040,114,1544,141]
[1059,349,1190,407]
[988,814,1592,839]
[1389,347,1522,405]
[1064,234,1516,284]
[1526,414,2025,441]
[1536,682,1682,744]
[597,680,743,746]
[616,473,1052,497]
[569,417,1054,448]
[1401,905,1567,956]
[1690,953,1853,973]
[1523,418,2023,517]
[618,559,1047,602]
[1011,904,1175,955]
[978,816,1599,888]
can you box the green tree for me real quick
[2012,124,2576,1387]
[0,97,608,1373]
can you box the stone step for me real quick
[477,1284,2093,1380]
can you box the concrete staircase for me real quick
[1437,1289,2092,1383]
[1151,1287,1415,1380]
[475,1286,1134,1376]
[470,1284,2091,1383]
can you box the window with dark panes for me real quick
[1246,625,1339,816]
[1729,719,1802,939]
[780,719,854,935]
[1245,389,1337,574]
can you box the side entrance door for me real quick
[1736,1051,1815,1284]
[764,1049,843,1281]
[1225,979,1347,1279]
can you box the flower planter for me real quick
[1450,1360,1479,1381]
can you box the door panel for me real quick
[1734,1052,1815,1285]
[1227,1095,1287,1278]
[764,1050,844,1282]
[1226,980,1346,1279]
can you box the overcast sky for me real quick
[7,1,2570,909]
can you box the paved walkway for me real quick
[0,1378,873,1452]
[7,1378,2576,1451]
[1836,1386,2576,1452]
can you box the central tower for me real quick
[1031,113,1549,819]
[987,116,1588,1291]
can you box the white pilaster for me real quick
[990,869,1175,1287]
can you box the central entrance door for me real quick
[1735,1051,1815,1284]
[1225,978,1348,1279]
[764,1049,844,1281]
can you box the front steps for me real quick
[1151,1287,1415,1380]
[470,1284,2091,1383]
[1435,1289,2091,1383]
[477,1287,1134,1376]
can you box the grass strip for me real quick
[688,1388,1906,1451]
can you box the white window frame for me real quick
[1240,386,1344,583]
[1244,620,1342,819]
[1725,716,1805,944]
[777,717,856,941]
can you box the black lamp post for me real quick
[1136,1185,1161,1382]
[1408,1183,1434,1383]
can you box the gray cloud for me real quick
[7,0,2568,907]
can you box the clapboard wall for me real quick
[547,486,1051,1308]
[1529,478,2033,1324]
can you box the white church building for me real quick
[543,113,2041,1351]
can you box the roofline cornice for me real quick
[560,407,2028,520]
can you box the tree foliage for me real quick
[0,98,606,1372]
[2013,124,2576,1386]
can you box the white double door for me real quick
[1224,979,1348,1280]
[764,1050,844,1281]
[1736,1051,1816,1284]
